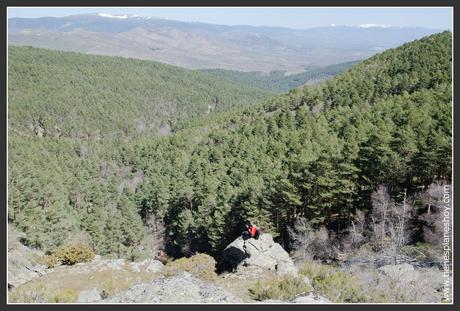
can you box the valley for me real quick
[6,12,453,304]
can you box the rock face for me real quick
[104,272,242,303]
[222,233,297,275]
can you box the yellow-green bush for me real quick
[300,261,368,303]
[249,275,312,301]
[52,243,95,266]
[164,253,216,280]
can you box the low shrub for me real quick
[164,253,216,280]
[300,261,368,303]
[249,275,312,301]
[51,243,95,266]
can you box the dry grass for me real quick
[163,253,217,281]
[9,282,78,303]
[300,260,445,303]
[9,282,48,303]
[345,265,444,303]
[8,261,162,303]
[249,275,313,301]
[215,267,279,302]
[300,261,368,303]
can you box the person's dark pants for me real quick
[242,231,250,240]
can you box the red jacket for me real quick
[249,225,258,237]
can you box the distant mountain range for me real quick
[8,13,442,73]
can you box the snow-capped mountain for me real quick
[8,13,441,72]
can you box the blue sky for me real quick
[7,7,453,30]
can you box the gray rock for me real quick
[77,288,102,303]
[106,259,125,270]
[222,233,297,276]
[291,293,331,303]
[104,272,241,303]
[8,264,48,289]
[145,259,164,273]
[129,261,140,271]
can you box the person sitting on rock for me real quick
[242,221,260,241]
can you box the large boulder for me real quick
[222,233,297,276]
[103,272,242,303]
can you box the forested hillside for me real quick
[8,32,451,267]
[201,61,358,93]
[8,46,269,139]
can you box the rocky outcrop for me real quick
[8,227,48,288]
[104,272,242,303]
[222,233,297,275]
